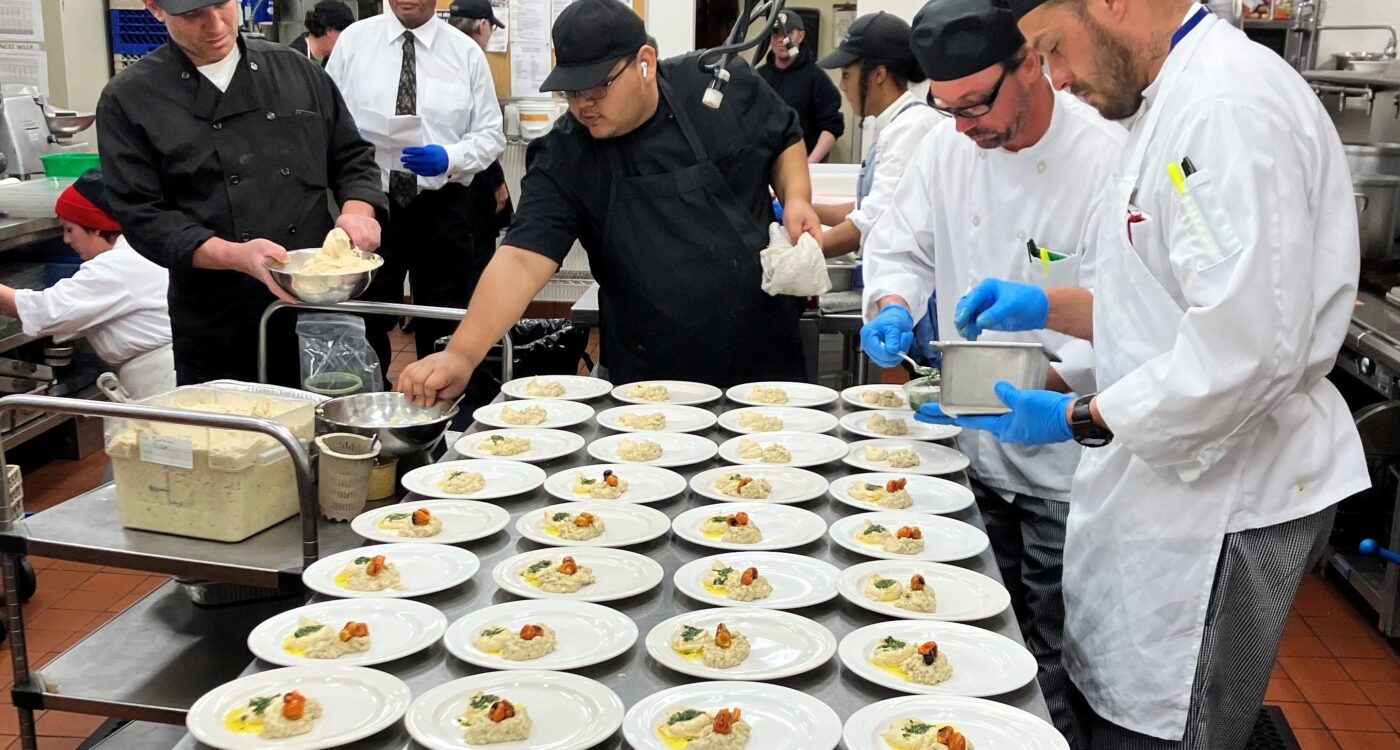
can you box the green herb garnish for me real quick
[526,560,551,575]
[667,709,705,725]
[579,477,597,486]
[248,695,274,717]
[862,524,887,535]
[880,636,906,651]
[292,624,325,638]
[874,578,898,590]
[903,722,933,736]
[354,556,373,565]
[729,474,742,481]
[865,483,882,491]
[383,512,410,522]
[481,627,505,637]
[713,567,733,586]
[470,693,501,711]
[552,512,570,522]
[490,435,504,443]
[708,516,726,524]
[681,625,704,642]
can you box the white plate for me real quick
[726,381,839,408]
[516,502,671,547]
[587,432,718,467]
[406,670,624,750]
[689,466,829,505]
[542,463,688,504]
[842,384,912,410]
[595,404,718,434]
[247,599,448,667]
[472,399,595,429]
[612,380,723,406]
[492,546,665,603]
[829,473,975,516]
[302,543,480,599]
[839,409,961,441]
[716,431,848,468]
[451,429,586,463]
[829,512,989,562]
[645,607,836,681]
[623,681,841,750]
[717,407,839,435]
[843,438,971,476]
[836,560,1011,622]
[838,621,1037,697]
[499,375,613,401]
[672,502,827,551]
[186,665,411,750]
[400,459,546,500]
[444,599,638,671]
[844,695,1070,750]
[350,499,510,545]
[673,552,840,610]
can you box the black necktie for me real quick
[390,30,418,207]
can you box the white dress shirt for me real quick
[327,13,506,192]
[847,89,940,239]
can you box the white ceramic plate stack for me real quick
[247,599,449,667]
[623,681,842,750]
[612,380,723,406]
[492,546,665,603]
[645,607,836,680]
[829,472,976,515]
[443,599,638,671]
[400,459,546,500]
[595,403,719,434]
[843,438,971,475]
[587,432,718,467]
[829,512,989,562]
[672,551,840,610]
[472,399,595,429]
[838,621,1038,697]
[688,465,829,505]
[406,671,624,750]
[836,560,1011,622]
[451,429,586,463]
[726,381,839,408]
[349,499,511,544]
[672,502,827,551]
[516,502,672,547]
[499,375,613,401]
[839,409,961,441]
[301,543,480,599]
[843,695,1071,750]
[716,431,848,468]
[717,406,840,435]
[842,384,912,410]
[542,463,688,504]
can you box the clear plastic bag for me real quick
[296,314,383,395]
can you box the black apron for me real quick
[592,78,806,388]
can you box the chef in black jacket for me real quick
[99,0,387,385]
[758,11,845,163]
[396,0,822,405]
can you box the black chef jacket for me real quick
[757,51,845,157]
[98,36,386,385]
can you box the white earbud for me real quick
[641,62,649,79]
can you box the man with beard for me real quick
[859,0,1122,743]
[922,0,1368,746]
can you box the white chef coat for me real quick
[862,89,1124,502]
[847,89,940,239]
[1061,11,1370,740]
[326,13,505,193]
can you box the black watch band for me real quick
[1070,394,1113,447]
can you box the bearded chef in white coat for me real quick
[918,0,1371,746]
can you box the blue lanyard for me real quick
[1171,6,1210,50]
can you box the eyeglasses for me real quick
[929,69,1009,119]
[563,55,636,103]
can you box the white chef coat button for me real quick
[212,122,222,130]
[180,72,190,80]
[972,215,981,226]
[266,112,276,121]
[1037,161,1047,173]
[250,62,259,71]
[229,175,241,185]
[1017,231,1027,241]
[288,225,297,235]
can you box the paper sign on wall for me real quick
[487,0,509,51]
[0,0,41,43]
[510,41,550,96]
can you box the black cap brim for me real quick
[490,15,506,28]
[817,48,860,69]
[159,0,228,13]
[540,55,626,92]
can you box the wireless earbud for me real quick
[641,62,649,78]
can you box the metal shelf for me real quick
[92,722,188,749]
[1244,19,1296,29]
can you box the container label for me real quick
[140,433,194,470]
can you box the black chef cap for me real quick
[71,169,117,219]
[911,0,1026,82]
[541,0,646,92]
[1006,0,1051,18]
[818,12,927,83]
[774,10,805,33]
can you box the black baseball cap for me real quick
[1005,0,1048,18]
[911,0,1025,82]
[541,0,647,92]
[449,0,505,29]
[157,0,230,15]
[818,12,926,82]
[773,10,804,33]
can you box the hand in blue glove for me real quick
[861,305,915,368]
[914,382,1073,445]
[953,279,1049,341]
[401,145,449,177]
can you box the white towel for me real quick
[760,223,831,297]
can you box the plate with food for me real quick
[843,439,971,476]
[492,546,665,603]
[400,459,546,500]
[716,432,848,468]
[646,607,836,681]
[516,502,671,548]
[843,694,1070,750]
[542,463,688,504]
[725,381,839,409]
[405,670,624,750]
[596,404,718,434]
[587,432,718,467]
[829,473,975,515]
[837,560,1010,622]
[247,599,448,668]
[672,552,840,610]
[302,543,480,599]
[838,621,1037,697]
[829,512,989,563]
[716,407,839,435]
[613,380,724,406]
[472,399,595,430]
[623,680,841,750]
[672,503,827,552]
[186,664,411,750]
[451,429,586,463]
[842,385,912,411]
[839,409,961,441]
[444,599,638,671]
[350,500,510,545]
[500,375,613,402]
[688,466,829,505]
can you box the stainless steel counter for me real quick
[0,218,59,254]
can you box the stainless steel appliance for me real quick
[0,85,95,178]
[1355,174,1400,263]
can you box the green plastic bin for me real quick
[39,153,101,178]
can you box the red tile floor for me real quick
[0,328,1395,748]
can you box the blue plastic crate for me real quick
[110,9,168,57]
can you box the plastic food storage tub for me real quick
[105,383,320,542]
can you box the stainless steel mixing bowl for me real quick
[265,248,384,304]
[315,392,458,457]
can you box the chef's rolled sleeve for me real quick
[861,139,939,321]
[320,76,389,219]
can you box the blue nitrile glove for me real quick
[953,279,1049,341]
[861,305,915,368]
[915,382,1073,445]
[401,145,450,177]
[772,198,784,224]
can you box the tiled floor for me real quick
[0,327,1394,748]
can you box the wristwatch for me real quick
[1070,394,1113,447]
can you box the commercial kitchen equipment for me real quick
[0,86,94,179]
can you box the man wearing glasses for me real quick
[396,0,823,402]
[858,0,1123,744]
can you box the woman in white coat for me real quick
[921,0,1369,746]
